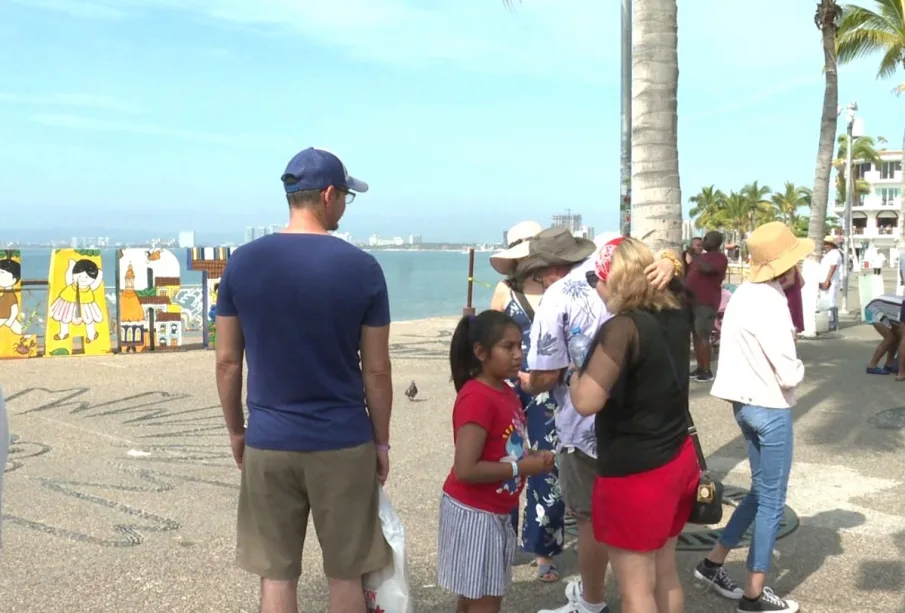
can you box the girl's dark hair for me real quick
[72,259,99,279]
[0,258,21,281]
[449,310,518,392]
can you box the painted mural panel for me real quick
[0,250,38,358]
[45,249,112,357]
[118,248,185,352]
[186,247,233,349]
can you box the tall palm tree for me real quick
[628,0,682,253]
[772,182,813,227]
[837,0,905,239]
[833,133,883,207]
[722,191,752,257]
[689,185,725,229]
[809,0,843,254]
[741,181,774,229]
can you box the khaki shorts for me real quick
[236,441,391,580]
[558,449,597,519]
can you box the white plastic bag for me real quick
[362,487,413,613]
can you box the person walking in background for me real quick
[215,148,393,613]
[568,238,699,613]
[438,310,555,613]
[779,265,804,334]
[683,237,703,277]
[818,236,842,332]
[518,230,677,613]
[686,231,729,382]
[694,222,808,613]
[490,220,565,582]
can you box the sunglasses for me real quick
[585,270,600,288]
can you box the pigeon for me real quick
[405,381,418,401]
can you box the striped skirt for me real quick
[437,494,517,599]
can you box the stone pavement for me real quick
[1,318,904,613]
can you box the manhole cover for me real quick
[869,407,905,430]
[564,484,799,551]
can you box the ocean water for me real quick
[15,247,498,322]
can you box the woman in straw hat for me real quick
[693,222,807,613]
[488,221,581,582]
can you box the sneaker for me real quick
[695,370,714,382]
[537,579,609,613]
[736,587,799,612]
[693,561,743,600]
[689,367,702,379]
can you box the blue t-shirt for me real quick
[216,233,390,452]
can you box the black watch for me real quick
[564,369,577,386]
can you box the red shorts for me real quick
[592,437,699,552]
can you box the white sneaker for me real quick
[537,579,609,613]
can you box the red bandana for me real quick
[595,237,625,282]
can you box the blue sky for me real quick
[0,0,902,244]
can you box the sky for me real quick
[0,0,903,244]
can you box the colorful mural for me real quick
[118,248,185,352]
[186,247,233,349]
[0,249,38,358]
[44,249,112,357]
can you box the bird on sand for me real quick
[405,381,418,401]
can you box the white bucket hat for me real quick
[490,221,544,276]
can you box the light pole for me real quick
[841,101,858,315]
[619,0,632,236]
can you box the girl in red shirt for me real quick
[438,310,554,613]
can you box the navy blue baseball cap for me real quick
[281,147,369,195]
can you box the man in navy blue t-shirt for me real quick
[215,147,393,613]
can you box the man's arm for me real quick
[362,259,393,447]
[361,324,392,446]
[215,315,245,435]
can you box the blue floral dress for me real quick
[505,292,565,558]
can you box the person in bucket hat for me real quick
[818,235,843,331]
[695,222,808,613]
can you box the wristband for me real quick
[564,369,576,387]
[509,460,519,478]
[376,444,390,452]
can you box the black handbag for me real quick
[641,312,724,525]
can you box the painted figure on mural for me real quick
[48,258,105,342]
[0,257,23,335]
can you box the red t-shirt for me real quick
[686,251,728,310]
[442,379,528,514]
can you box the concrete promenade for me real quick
[1,318,904,613]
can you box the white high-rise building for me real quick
[833,149,903,260]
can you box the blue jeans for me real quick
[718,403,794,573]
[829,307,839,331]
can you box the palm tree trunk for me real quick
[808,1,840,255]
[631,0,682,254]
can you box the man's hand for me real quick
[229,431,245,470]
[376,447,390,485]
[645,258,676,291]
[517,371,532,392]
[819,281,830,290]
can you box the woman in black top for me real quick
[568,237,698,613]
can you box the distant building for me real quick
[178,231,196,248]
[367,234,405,247]
[257,226,267,239]
[244,227,256,244]
[70,236,80,249]
[682,220,696,243]
[834,149,903,261]
[408,235,423,245]
[552,210,593,240]
[332,231,353,243]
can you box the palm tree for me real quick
[741,181,774,229]
[722,191,752,258]
[689,185,725,230]
[808,0,843,254]
[628,0,682,253]
[833,133,883,208]
[837,0,905,239]
[772,182,813,228]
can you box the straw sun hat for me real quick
[490,225,596,276]
[748,222,815,283]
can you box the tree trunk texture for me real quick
[808,1,839,255]
[631,0,682,254]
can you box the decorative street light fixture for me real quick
[841,101,861,315]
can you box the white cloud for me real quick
[28,113,277,146]
[0,92,138,113]
[13,0,615,81]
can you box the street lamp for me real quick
[841,101,860,315]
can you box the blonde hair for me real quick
[605,238,681,314]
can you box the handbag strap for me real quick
[635,311,710,473]
[511,290,536,322]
